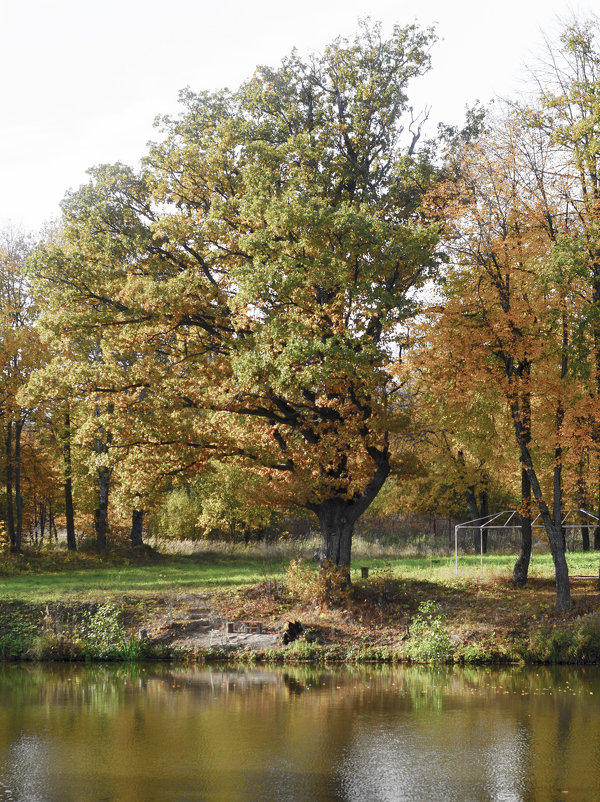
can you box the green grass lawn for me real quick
[0,547,599,601]
[0,551,286,600]
[358,551,600,580]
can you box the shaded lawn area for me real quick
[0,551,287,601]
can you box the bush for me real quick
[79,603,141,661]
[527,614,600,663]
[404,600,453,663]
[0,614,36,659]
[286,558,350,606]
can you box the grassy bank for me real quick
[0,545,599,664]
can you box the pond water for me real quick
[0,662,599,801]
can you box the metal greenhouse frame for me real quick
[454,509,599,575]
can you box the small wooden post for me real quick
[361,566,369,579]
[597,568,600,591]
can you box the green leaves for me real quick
[25,20,441,554]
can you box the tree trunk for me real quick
[553,452,565,553]
[479,486,489,553]
[95,467,110,550]
[5,422,15,551]
[93,383,112,551]
[49,501,58,543]
[595,473,600,550]
[316,499,355,582]
[39,502,46,544]
[575,449,590,551]
[63,413,77,551]
[529,468,570,611]
[465,484,489,552]
[465,487,480,551]
[310,445,390,583]
[14,420,23,553]
[513,380,533,587]
[550,528,571,613]
[131,508,144,547]
[508,391,570,611]
[513,467,532,587]
[64,477,76,550]
[582,525,590,551]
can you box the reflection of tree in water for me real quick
[0,664,599,801]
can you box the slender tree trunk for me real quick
[508,368,570,611]
[39,501,46,545]
[64,477,76,550]
[49,501,58,543]
[93,392,112,551]
[523,452,570,611]
[14,420,23,553]
[465,486,488,553]
[554,310,568,553]
[131,508,144,547]
[63,413,76,551]
[553,448,565,552]
[5,422,15,551]
[582,524,590,551]
[513,467,532,586]
[95,467,110,550]
[513,384,532,586]
[479,483,489,553]
[465,487,481,551]
[33,489,38,545]
[576,449,590,551]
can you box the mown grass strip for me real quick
[0,549,599,601]
[0,553,286,600]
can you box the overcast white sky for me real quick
[0,0,595,232]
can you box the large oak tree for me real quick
[31,21,441,572]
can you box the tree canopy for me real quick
[28,20,441,573]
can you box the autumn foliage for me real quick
[2,18,600,612]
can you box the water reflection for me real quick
[0,663,599,800]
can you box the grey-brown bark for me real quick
[6,419,24,553]
[62,413,76,551]
[131,508,144,547]
[512,429,570,611]
[513,467,532,587]
[5,421,15,551]
[513,381,532,587]
[14,419,23,552]
[95,467,110,550]
[312,446,390,580]
[576,452,590,551]
[507,368,570,611]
